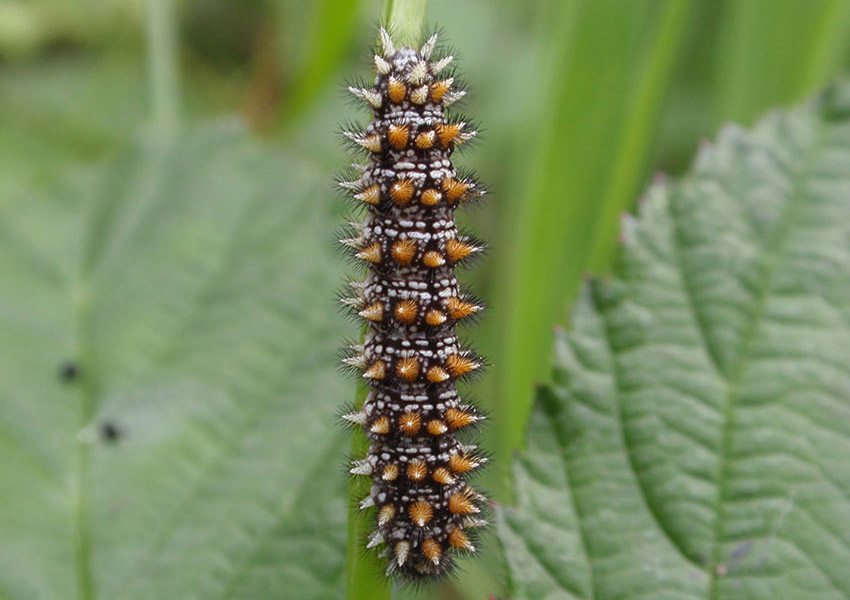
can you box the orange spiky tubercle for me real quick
[340,29,488,581]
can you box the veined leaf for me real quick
[498,82,850,599]
[0,122,349,600]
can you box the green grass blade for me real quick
[145,0,180,134]
[588,0,691,272]
[492,0,693,469]
[382,0,427,47]
[281,0,365,122]
[714,0,850,125]
[346,379,391,600]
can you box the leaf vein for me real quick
[593,287,706,573]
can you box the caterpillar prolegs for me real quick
[339,29,489,580]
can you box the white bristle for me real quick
[341,411,367,426]
[350,460,372,476]
[343,131,380,152]
[410,85,428,105]
[444,90,467,107]
[379,28,395,57]
[349,86,382,109]
[339,297,362,309]
[407,61,428,85]
[366,530,385,549]
[378,509,393,526]
[463,517,489,529]
[432,55,453,73]
[420,33,438,59]
[342,355,366,369]
[395,541,410,566]
[339,236,363,249]
[353,189,374,203]
[374,54,391,75]
[338,179,361,190]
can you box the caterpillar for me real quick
[339,29,489,580]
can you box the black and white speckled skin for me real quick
[341,31,487,579]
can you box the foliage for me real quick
[0,124,349,600]
[498,82,850,599]
[1,0,850,599]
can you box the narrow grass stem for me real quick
[146,0,180,134]
[382,0,426,47]
[346,381,392,600]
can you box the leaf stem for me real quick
[145,0,180,134]
[382,0,427,47]
[346,380,392,600]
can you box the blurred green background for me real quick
[2,0,850,598]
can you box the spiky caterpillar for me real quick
[340,29,488,580]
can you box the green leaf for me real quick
[491,0,693,468]
[498,82,850,599]
[0,122,349,599]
